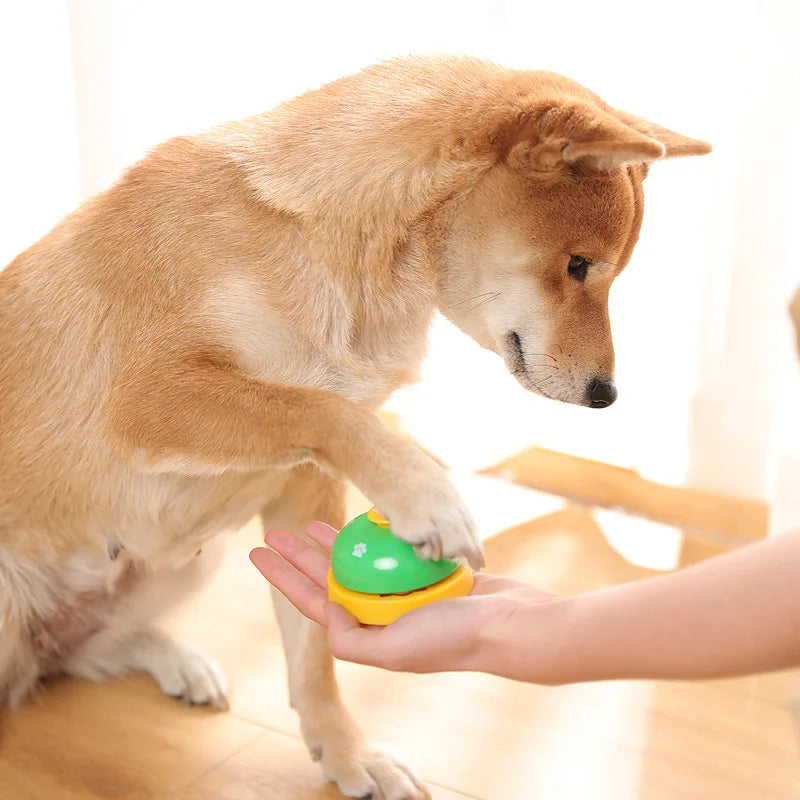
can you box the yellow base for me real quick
[327,565,474,626]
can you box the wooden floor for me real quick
[1,502,798,800]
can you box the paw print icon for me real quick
[352,542,367,558]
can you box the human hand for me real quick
[255,522,800,684]
[250,521,559,675]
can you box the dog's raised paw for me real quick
[382,484,484,570]
[320,741,430,800]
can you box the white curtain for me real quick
[2,0,798,532]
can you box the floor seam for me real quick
[221,711,488,800]
[157,724,266,799]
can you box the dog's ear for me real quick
[508,101,665,174]
[613,110,712,159]
[507,100,710,174]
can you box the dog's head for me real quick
[436,83,710,407]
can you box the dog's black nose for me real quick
[588,378,617,408]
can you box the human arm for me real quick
[252,523,800,683]
[494,529,800,683]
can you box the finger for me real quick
[249,547,328,626]
[304,520,339,554]
[263,528,330,589]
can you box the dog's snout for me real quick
[588,378,617,408]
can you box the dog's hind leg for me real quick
[61,545,228,709]
[263,466,430,800]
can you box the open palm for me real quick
[251,521,557,673]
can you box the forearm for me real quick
[488,532,800,684]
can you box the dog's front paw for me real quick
[157,644,229,710]
[317,739,430,800]
[375,461,484,570]
[133,632,229,710]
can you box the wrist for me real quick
[474,593,583,684]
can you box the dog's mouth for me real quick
[504,330,617,408]
[506,330,525,373]
[504,330,561,403]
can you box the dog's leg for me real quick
[108,352,482,568]
[64,627,229,708]
[62,545,228,708]
[262,466,430,800]
[271,591,428,799]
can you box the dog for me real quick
[0,56,709,799]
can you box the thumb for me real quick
[326,602,392,667]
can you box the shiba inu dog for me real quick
[0,56,709,798]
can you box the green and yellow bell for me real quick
[327,508,474,625]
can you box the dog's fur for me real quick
[0,56,709,798]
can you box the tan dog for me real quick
[0,56,709,798]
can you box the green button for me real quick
[331,512,459,595]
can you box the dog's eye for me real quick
[567,255,591,282]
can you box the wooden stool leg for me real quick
[678,535,729,567]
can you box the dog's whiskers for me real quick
[529,376,557,398]
[451,291,498,309]
[532,375,556,391]
[533,383,553,398]
[464,292,501,314]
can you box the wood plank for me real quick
[481,446,768,543]
[679,536,730,566]
[636,679,800,800]
[0,675,263,800]
[168,728,480,800]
